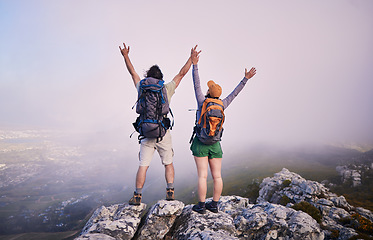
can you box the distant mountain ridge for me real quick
[75,168,373,240]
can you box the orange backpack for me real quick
[190,98,225,145]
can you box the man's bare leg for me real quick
[129,166,148,205]
[136,166,149,189]
[165,163,174,184]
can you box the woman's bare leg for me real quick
[208,158,223,201]
[194,156,209,202]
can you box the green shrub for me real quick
[339,213,373,236]
[353,213,373,234]
[291,201,322,224]
[279,195,291,206]
[282,179,292,188]
[348,234,373,240]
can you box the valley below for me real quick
[0,129,372,240]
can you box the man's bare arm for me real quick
[119,43,141,87]
[172,45,199,88]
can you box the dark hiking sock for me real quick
[198,201,205,208]
[167,183,174,189]
[135,188,142,194]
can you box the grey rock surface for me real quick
[75,168,373,240]
[78,203,147,240]
[136,199,184,240]
[173,204,239,240]
[74,233,116,240]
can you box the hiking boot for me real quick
[166,188,175,201]
[129,192,142,205]
[206,201,218,213]
[192,203,206,214]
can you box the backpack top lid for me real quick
[139,77,165,91]
[138,77,167,105]
[136,77,169,115]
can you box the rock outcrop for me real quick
[336,165,362,187]
[257,168,373,239]
[76,168,373,240]
[77,203,147,240]
[136,200,184,240]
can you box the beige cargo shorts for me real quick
[138,130,174,166]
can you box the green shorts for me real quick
[190,137,223,159]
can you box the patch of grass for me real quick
[348,233,373,240]
[339,213,373,236]
[331,184,373,212]
[281,179,291,188]
[279,195,291,206]
[291,201,322,224]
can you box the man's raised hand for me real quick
[119,43,130,57]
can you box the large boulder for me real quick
[173,196,324,240]
[136,199,184,240]
[78,203,147,240]
[256,168,371,239]
[258,168,331,204]
[233,202,324,240]
[172,204,239,240]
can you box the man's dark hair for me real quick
[145,65,163,80]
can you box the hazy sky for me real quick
[1,0,373,151]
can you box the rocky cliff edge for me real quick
[75,168,373,240]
